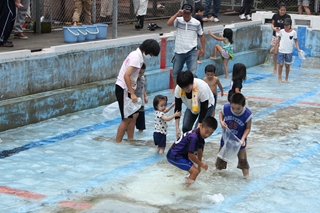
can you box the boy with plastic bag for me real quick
[167,116,218,186]
[216,93,252,180]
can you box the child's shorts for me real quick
[277,52,293,65]
[221,49,230,59]
[270,35,278,46]
[298,0,310,6]
[167,157,193,171]
[153,132,166,148]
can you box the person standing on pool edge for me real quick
[115,39,160,143]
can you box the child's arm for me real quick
[164,102,175,113]
[240,119,252,146]
[188,152,208,170]
[207,30,225,41]
[144,90,148,104]
[161,110,181,122]
[219,111,227,129]
[294,40,301,52]
[216,78,224,96]
[124,66,137,102]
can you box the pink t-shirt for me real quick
[116,48,144,91]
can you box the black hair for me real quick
[141,63,146,70]
[201,116,218,130]
[230,93,246,106]
[153,95,167,110]
[278,2,287,9]
[205,64,216,73]
[176,70,194,89]
[195,5,204,12]
[232,63,247,81]
[223,28,233,44]
[139,39,160,57]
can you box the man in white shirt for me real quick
[167,4,205,87]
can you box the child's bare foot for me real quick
[285,79,289,83]
[210,56,217,60]
[209,16,214,22]
[139,130,143,134]
[197,60,202,64]
[156,147,160,153]
[273,69,277,73]
[159,148,165,155]
[278,78,282,83]
[185,178,195,187]
[243,175,251,180]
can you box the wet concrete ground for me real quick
[0,58,320,212]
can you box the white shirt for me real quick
[154,111,167,135]
[173,17,203,54]
[278,29,297,54]
[116,48,144,91]
[174,78,215,115]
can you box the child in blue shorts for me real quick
[275,18,301,83]
[167,116,217,186]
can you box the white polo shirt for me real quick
[174,17,203,54]
[116,48,144,91]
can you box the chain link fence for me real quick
[27,0,319,30]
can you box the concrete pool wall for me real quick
[0,20,319,131]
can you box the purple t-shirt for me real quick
[167,128,205,160]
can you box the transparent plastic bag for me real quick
[123,97,141,118]
[217,128,241,163]
[298,50,306,60]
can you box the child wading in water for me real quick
[203,64,223,117]
[228,63,247,102]
[275,18,301,83]
[208,28,234,78]
[216,93,252,180]
[167,116,218,186]
[135,63,148,134]
[153,95,180,154]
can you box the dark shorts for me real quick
[153,132,166,148]
[167,157,193,171]
[115,84,137,119]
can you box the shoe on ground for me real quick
[213,17,220,22]
[246,15,251,20]
[14,32,28,39]
[0,41,14,47]
[239,14,246,20]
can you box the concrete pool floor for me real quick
[0,58,320,212]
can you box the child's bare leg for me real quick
[126,113,139,140]
[285,64,290,82]
[223,58,229,78]
[278,64,283,83]
[186,166,199,186]
[242,168,250,180]
[156,146,160,153]
[273,44,279,73]
[210,44,222,59]
[158,147,165,155]
[116,118,132,142]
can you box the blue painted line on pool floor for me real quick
[0,73,270,159]
[200,142,320,213]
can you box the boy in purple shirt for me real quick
[167,116,217,186]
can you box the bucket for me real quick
[95,24,108,39]
[83,25,99,40]
[63,27,79,43]
[76,26,87,42]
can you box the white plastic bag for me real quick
[124,97,142,118]
[217,127,241,163]
[298,50,306,60]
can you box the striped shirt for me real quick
[173,17,203,54]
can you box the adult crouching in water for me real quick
[115,39,160,142]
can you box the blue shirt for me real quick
[167,128,204,160]
[221,103,252,148]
